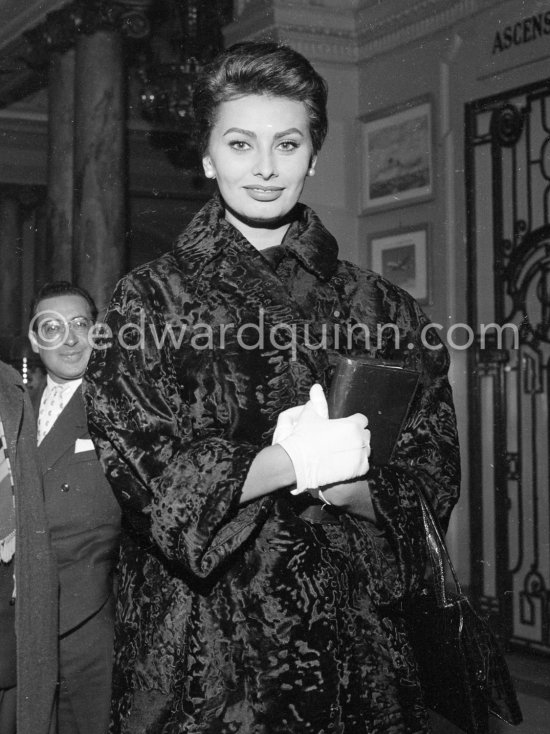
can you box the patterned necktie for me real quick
[37,384,65,445]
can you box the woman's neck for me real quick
[224,204,294,251]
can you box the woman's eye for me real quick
[229,140,250,151]
[278,140,299,151]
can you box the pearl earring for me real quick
[308,167,316,177]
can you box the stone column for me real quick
[33,200,50,289]
[73,29,126,312]
[0,195,22,339]
[46,48,75,282]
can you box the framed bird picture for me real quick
[369,225,430,304]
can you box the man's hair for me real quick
[192,40,328,156]
[29,281,98,328]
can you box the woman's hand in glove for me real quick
[271,383,328,444]
[274,384,371,492]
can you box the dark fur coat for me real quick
[84,196,460,733]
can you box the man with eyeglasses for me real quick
[28,281,120,734]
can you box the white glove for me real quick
[272,383,328,445]
[275,385,370,492]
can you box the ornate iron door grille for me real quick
[465,78,550,654]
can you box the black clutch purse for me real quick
[401,488,523,734]
[326,354,420,465]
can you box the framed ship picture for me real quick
[361,98,433,212]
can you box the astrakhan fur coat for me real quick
[84,196,460,734]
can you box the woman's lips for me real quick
[244,186,284,201]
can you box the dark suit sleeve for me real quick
[0,364,59,734]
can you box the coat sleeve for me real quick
[83,274,273,579]
[341,294,461,609]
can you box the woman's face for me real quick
[202,94,316,229]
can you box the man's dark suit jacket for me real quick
[37,385,120,635]
[0,361,58,734]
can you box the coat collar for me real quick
[173,194,339,283]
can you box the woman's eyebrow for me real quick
[222,127,305,138]
[273,128,304,139]
[223,127,255,137]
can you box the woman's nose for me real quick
[253,149,277,179]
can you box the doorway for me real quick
[465,79,550,654]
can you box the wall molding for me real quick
[357,0,501,60]
[228,0,505,64]
[226,0,358,63]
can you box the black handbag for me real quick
[402,489,523,734]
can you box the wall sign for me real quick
[479,0,550,78]
[492,9,550,54]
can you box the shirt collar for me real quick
[45,375,82,401]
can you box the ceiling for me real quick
[0,0,67,50]
[0,0,68,108]
[0,1,232,110]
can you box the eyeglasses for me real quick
[37,317,93,341]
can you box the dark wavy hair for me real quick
[29,280,98,327]
[192,41,328,156]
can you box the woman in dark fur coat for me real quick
[84,41,460,734]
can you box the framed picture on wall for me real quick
[360,98,433,212]
[369,225,430,304]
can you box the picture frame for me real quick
[369,225,430,304]
[360,98,433,212]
